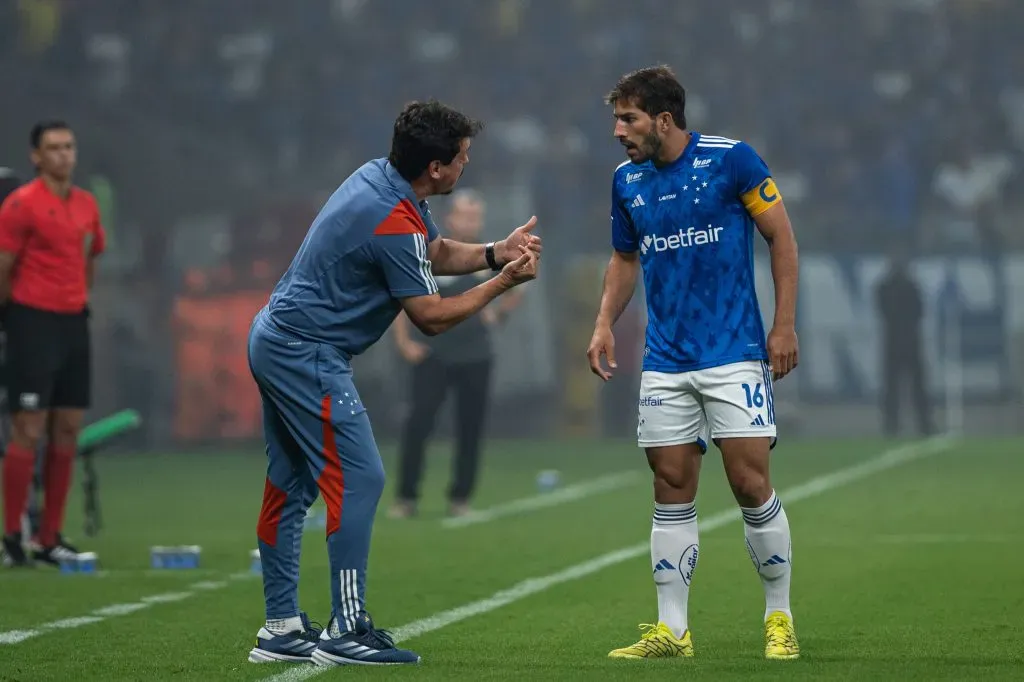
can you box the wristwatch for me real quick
[485,242,500,271]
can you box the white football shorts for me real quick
[637,360,777,449]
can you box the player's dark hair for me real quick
[606,65,687,129]
[388,100,483,182]
[30,119,72,149]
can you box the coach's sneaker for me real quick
[764,611,800,660]
[312,613,420,666]
[608,622,693,659]
[30,534,81,567]
[248,612,322,663]
[1,532,31,568]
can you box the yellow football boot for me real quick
[764,610,800,660]
[608,622,693,659]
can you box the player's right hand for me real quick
[587,325,616,381]
[499,246,538,287]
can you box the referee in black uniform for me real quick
[389,190,523,518]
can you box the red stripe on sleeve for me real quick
[373,199,427,236]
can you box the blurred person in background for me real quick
[389,189,524,520]
[874,248,933,436]
[0,121,105,568]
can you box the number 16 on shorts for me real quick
[742,360,775,430]
[742,381,773,430]
[743,382,765,409]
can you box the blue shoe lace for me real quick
[298,613,323,642]
[361,624,396,650]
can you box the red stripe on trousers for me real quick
[319,395,344,536]
[257,477,288,546]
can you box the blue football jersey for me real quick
[265,159,440,357]
[610,133,782,373]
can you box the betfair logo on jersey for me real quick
[640,226,724,255]
[638,396,663,406]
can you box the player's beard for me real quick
[638,130,662,163]
[626,130,662,164]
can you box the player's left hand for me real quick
[587,325,617,381]
[498,216,542,265]
[766,325,799,381]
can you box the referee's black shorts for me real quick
[3,303,91,412]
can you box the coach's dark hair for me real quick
[605,65,687,129]
[388,100,483,182]
[30,119,72,149]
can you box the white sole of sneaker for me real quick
[248,648,315,664]
[311,648,420,666]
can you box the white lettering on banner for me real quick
[765,255,1023,401]
[796,258,877,395]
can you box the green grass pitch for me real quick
[1,436,1022,680]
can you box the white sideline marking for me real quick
[0,574,259,646]
[141,592,192,604]
[43,616,105,631]
[192,580,229,590]
[261,436,952,682]
[93,603,149,617]
[0,629,39,645]
[442,471,643,529]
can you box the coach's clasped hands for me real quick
[497,216,542,264]
[766,324,799,381]
[497,216,541,288]
[499,245,539,287]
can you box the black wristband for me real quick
[485,242,500,271]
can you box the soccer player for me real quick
[0,121,104,568]
[587,66,801,660]
[246,100,540,666]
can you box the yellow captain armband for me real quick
[741,177,782,217]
